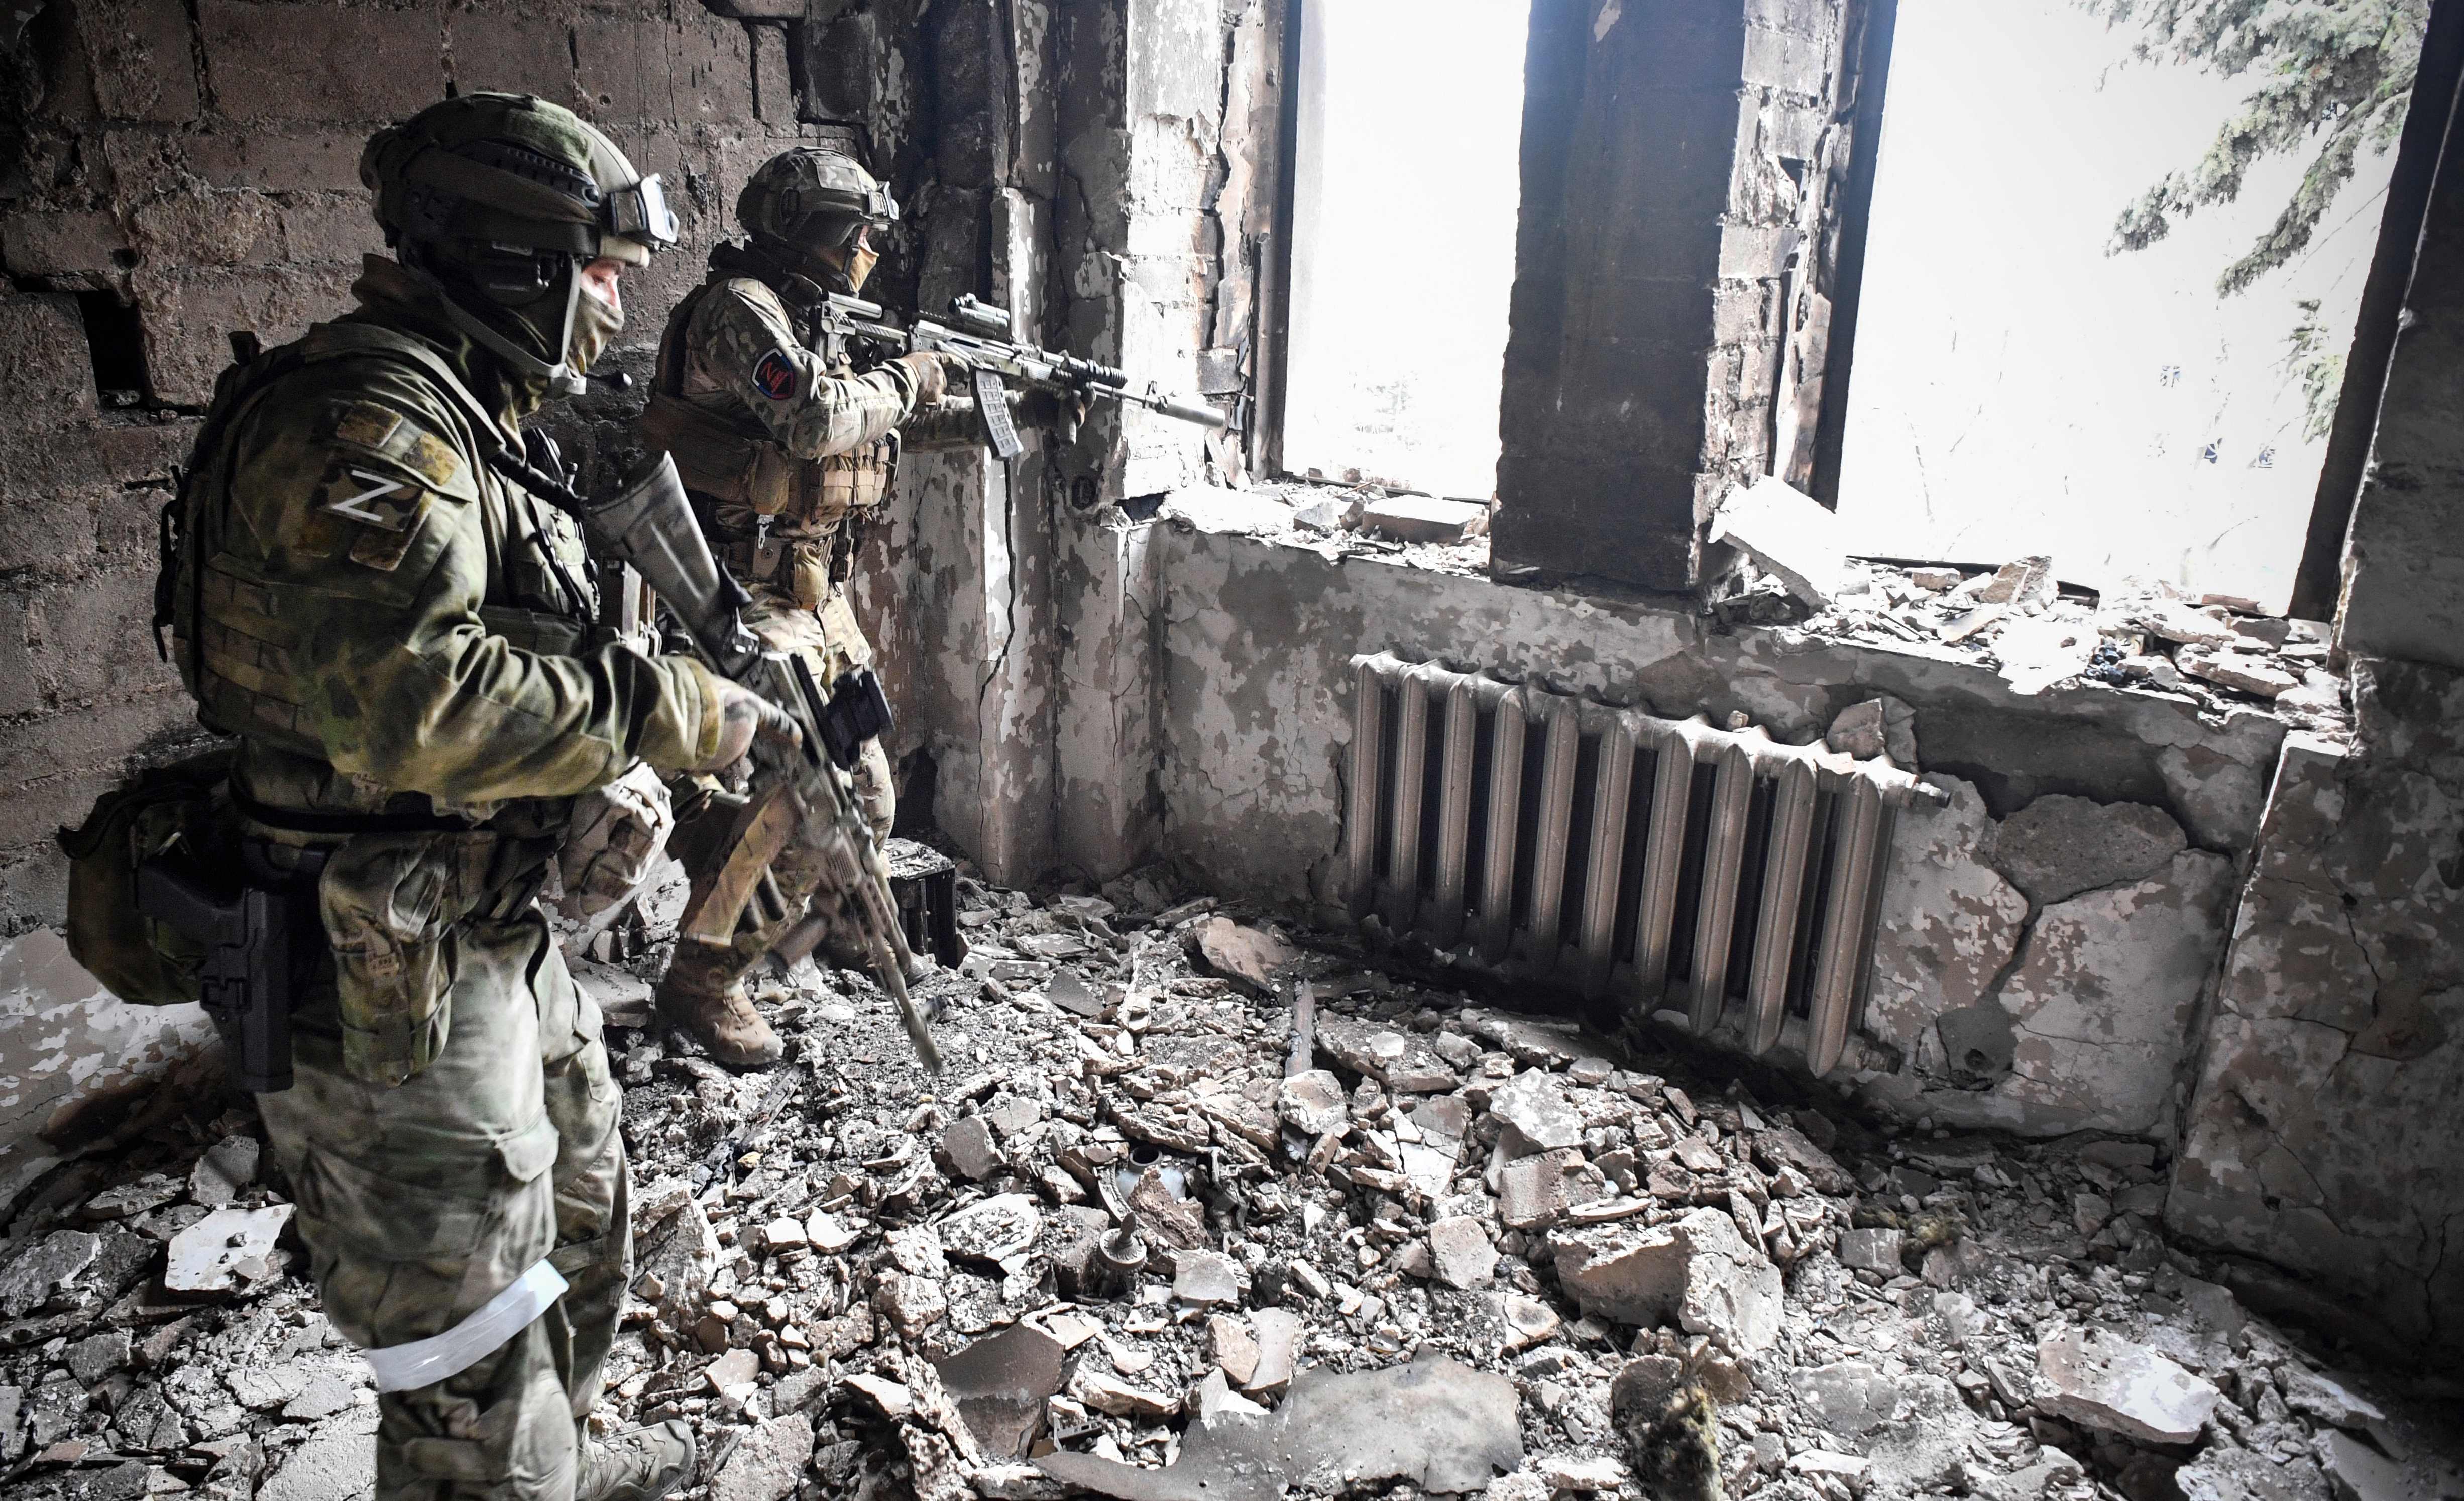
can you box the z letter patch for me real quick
[753,349,796,401]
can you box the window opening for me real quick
[1835,0,2418,613]
[75,291,150,405]
[1279,0,1530,501]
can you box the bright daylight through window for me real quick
[1837,0,2418,614]
[1280,0,1529,502]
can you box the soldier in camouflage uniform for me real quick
[639,147,964,1067]
[165,93,792,1500]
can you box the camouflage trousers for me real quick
[259,911,628,1501]
[667,583,892,997]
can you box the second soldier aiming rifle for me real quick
[530,449,944,1071]
[819,292,1227,459]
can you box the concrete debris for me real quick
[1291,495,1364,534]
[188,1135,261,1209]
[1038,1356,1521,1501]
[1551,1207,1783,1353]
[1361,495,1489,544]
[1808,562,2348,732]
[164,1205,292,1294]
[1189,917,1295,993]
[710,1413,816,1501]
[2034,1326,2220,1444]
[1826,695,1918,765]
[1712,475,1847,606]
[934,1322,1064,1460]
[0,865,2449,1501]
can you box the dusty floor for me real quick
[0,865,2455,1501]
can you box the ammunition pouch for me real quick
[58,748,241,1007]
[639,390,800,516]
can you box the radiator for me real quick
[1341,653,1941,1076]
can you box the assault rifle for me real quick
[554,451,943,1072]
[818,292,1226,460]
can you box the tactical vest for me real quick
[639,277,895,611]
[165,321,598,806]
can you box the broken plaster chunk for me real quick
[1277,1070,1348,1137]
[165,1206,291,1295]
[188,1135,261,1210]
[708,1412,815,1501]
[1799,1360,1903,1435]
[1038,1356,1521,1501]
[941,1116,1004,1183]
[936,1321,1067,1462]
[1174,1249,1242,1306]
[1499,1149,1580,1231]
[1550,1206,1782,1354]
[1710,475,1844,607]
[1069,1361,1178,1419]
[1973,555,2056,610]
[1207,1315,1260,1387]
[1293,494,1365,534]
[1835,1226,1906,1274]
[1427,1216,1498,1290]
[2034,1326,2220,1444]
[1988,794,2188,908]
[936,1194,1041,1267]
[0,1231,101,1318]
[2178,647,2300,699]
[1245,1308,1302,1395]
[1489,1070,1584,1154]
[1315,1015,1458,1093]
[1190,917,1294,994]
[1826,696,1918,766]
[1362,494,1487,544]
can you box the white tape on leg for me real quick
[363,1259,570,1394]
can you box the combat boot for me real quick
[656,946,783,1067]
[579,1419,696,1501]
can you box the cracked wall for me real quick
[2168,661,2464,1348]
[1139,496,2268,1143]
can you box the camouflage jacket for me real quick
[665,271,921,471]
[174,255,727,830]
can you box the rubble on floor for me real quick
[1737,557,2349,733]
[0,869,2456,1501]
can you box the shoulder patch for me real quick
[753,349,797,401]
[319,400,469,495]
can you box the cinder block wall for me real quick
[0,0,803,934]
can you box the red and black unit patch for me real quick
[753,349,797,400]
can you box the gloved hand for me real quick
[898,351,973,408]
[690,680,802,772]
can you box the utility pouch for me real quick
[320,833,482,1089]
[56,749,238,1007]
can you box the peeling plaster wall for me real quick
[0,929,217,1209]
[1144,497,2282,1138]
[2169,663,2464,1347]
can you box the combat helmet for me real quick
[736,147,897,292]
[362,92,681,397]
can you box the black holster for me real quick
[133,843,323,1093]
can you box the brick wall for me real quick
[0,0,1263,928]
[1492,0,1879,595]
